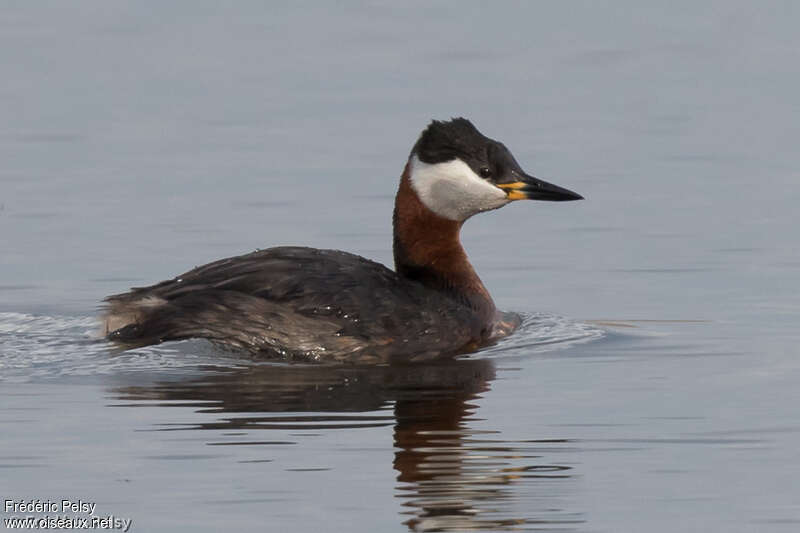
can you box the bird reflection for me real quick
[112,358,581,531]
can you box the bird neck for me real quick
[392,162,496,319]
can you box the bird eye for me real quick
[479,167,492,178]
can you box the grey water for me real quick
[2,2,800,531]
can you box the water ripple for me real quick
[478,312,604,358]
[0,312,242,382]
[0,311,603,382]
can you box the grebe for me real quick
[103,118,582,363]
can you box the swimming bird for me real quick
[102,118,582,363]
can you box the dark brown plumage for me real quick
[104,246,491,363]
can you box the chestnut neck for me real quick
[392,162,495,319]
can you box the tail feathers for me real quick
[102,296,167,337]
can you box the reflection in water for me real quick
[113,359,582,531]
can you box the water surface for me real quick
[2,2,800,532]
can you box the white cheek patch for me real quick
[409,156,509,221]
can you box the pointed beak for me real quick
[496,173,583,202]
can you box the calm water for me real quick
[2,2,800,531]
